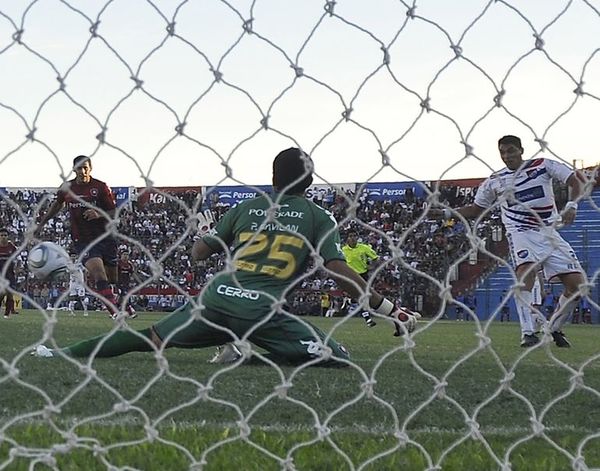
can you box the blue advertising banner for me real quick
[111,187,131,207]
[361,182,425,201]
[204,185,272,207]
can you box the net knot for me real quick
[260,115,270,130]
[394,430,409,446]
[56,75,66,91]
[243,18,254,34]
[52,443,72,454]
[26,127,37,142]
[316,424,331,439]
[89,21,100,37]
[144,424,159,442]
[379,150,390,166]
[499,372,515,390]
[450,44,462,58]
[569,371,584,388]
[197,385,213,400]
[92,444,106,456]
[40,454,57,467]
[274,381,292,399]
[465,419,482,440]
[221,161,233,178]
[236,340,252,357]
[461,140,473,156]
[361,379,377,398]
[342,107,353,121]
[434,380,447,399]
[12,29,24,43]
[406,6,416,19]
[96,126,107,143]
[439,285,453,303]
[493,89,505,107]
[324,1,336,16]
[290,64,304,77]
[533,34,545,50]
[113,401,130,413]
[476,332,491,348]
[79,364,96,377]
[282,457,296,471]
[155,353,169,371]
[401,336,416,351]
[130,76,144,89]
[211,67,223,82]
[381,46,390,65]
[530,418,545,436]
[572,455,587,471]
[237,420,251,438]
[175,122,186,135]
[534,138,548,151]
[578,283,592,297]
[43,404,61,419]
[573,81,584,96]
[166,22,176,36]
[420,97,431,112]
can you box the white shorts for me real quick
[507,228,582,282]
[69,287,86,298]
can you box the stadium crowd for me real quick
[0,184,503,315]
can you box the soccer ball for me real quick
[28,242,70,280]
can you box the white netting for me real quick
[1,1,600,470]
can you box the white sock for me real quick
[549,294,577,332]
[515,290,535,336]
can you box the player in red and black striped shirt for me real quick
[0,228,17,318]
[35,155,135,319]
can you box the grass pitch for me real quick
[1,310,599,470]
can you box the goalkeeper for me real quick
[34,148,419,365]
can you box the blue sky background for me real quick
[0,0,598,188]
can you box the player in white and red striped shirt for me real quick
[445,135,586,348]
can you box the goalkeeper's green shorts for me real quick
[152,303,350,365]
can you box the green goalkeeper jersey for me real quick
[202,193,345,320]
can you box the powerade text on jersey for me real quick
[202,194,345,319]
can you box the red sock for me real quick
[97,288,119,315]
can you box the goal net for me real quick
[1,1,599,469]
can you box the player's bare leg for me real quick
[107,264,136,319]
[548,272,585,348]
[514,264,539,348]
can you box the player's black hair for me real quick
[498,135,522,149]
[0,228,8,235]
[272,147,314,195]
[73,155,91,169]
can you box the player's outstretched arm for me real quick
[325,259,420,335]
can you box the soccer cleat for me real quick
[520,333,540,348]
[366,319,377,328]
[208,344,242,364]
[551,331,571,348]
[33,345,54,358]
[126,305,137,319]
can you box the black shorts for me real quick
[74,237,118,267]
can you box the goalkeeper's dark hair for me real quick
[73,155,91,169]
[0,228,8,235]
[498,135,522,149]
[272,147,313,195]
